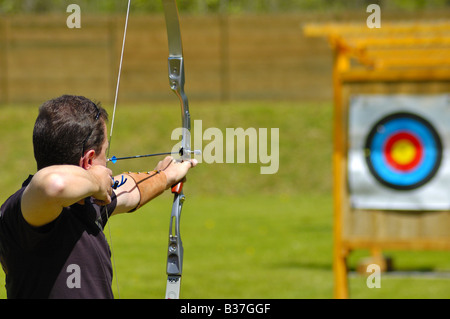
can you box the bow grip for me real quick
[172,182,184,194]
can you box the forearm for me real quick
[111,156,197,215]
[112,171,167,215]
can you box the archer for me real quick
[0,95,197,298]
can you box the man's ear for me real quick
[79,149,96,169]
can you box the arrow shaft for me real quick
[108,152,177,163]
[108,149,201,163]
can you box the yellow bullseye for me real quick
[390,139,417,165]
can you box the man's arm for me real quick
[112,156,197,215]
[21,165,113,227]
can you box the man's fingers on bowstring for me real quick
[94,173,113,206]
[108,176,114,195]
[88,165,113,204]
[102,167,114,196]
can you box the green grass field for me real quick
[1,100,449,299]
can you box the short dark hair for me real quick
[33,95,108,170]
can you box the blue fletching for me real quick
[111,156,117,164]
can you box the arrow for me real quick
[108,149,201,164]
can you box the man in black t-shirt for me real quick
[0,95,197,298]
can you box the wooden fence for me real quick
[0,12,449,104]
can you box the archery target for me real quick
[364,112,442,191]
[348,94,450,210]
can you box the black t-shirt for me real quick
[0,176,117,299]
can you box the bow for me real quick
[107,0,192,299]
[162,0,191,299]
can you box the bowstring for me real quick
[105,0,132,299]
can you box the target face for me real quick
[365,112,443,190]
[348,94,450,211]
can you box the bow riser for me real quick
[168,57,191,161]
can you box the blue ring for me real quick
[365,112,442,190]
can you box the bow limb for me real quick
[163,0,191,160]
[162,0,191,299]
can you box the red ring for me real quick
[384,132,423,172]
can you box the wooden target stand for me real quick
[305,22,450,298]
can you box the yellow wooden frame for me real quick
[305,22,450,299]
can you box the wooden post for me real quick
[332,44,350,299]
